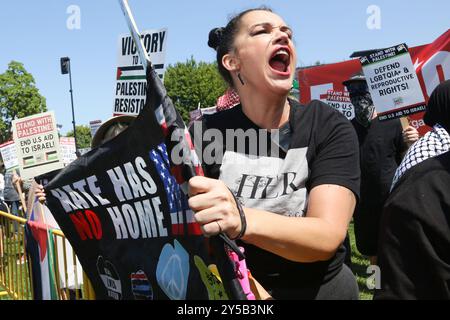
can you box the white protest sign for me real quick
[0,141,19,170]
[89,120,102,138]
[361,43,426,121]
[326,90,355,120]
[59,137,77,166]
[113,28,168,117]
[12,111,64,179]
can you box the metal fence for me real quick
[0,210,95,300]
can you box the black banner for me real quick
[39,103,229,300]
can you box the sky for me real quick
[0,0,449,135]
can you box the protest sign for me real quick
[298,29,450,135]
[326,90,355,120]
[59,137,77,166]
[12,111,63,180]
[360,43,426,121]
[113,28,168,117]
[0,141,19,170]
[89,120,102,138]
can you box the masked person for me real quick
[375,80,450,300]
[189,7,360,299]
[343,72,419,264]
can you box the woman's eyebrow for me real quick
[249,22,272,30]
[249,22,292,32]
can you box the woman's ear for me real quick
[222,53,240,72]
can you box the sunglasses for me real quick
[346,81,369,95]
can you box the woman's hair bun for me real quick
[208,27,224,50]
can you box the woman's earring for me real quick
[237,73,245,86]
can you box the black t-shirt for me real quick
[192,99,360,297]
[352,117,406,210]
[375,152,450,300]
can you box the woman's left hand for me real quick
[188,176,242,239]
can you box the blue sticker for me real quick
[156,240,190,300]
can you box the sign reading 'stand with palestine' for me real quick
[12,111,64,179]
[360,43,427,121]
[114,28,167,117]
[326,90,355,120]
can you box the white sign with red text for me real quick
[326,90,355,120]
[12,111,63,179]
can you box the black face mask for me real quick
[350,92,375,127]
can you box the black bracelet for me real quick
[229,188,246,240]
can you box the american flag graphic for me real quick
[147,67,204,189]
[149,143,201,236]
[144,65,247,299]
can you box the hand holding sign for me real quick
[360,43,427,121]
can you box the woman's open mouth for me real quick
[269,47,291,75]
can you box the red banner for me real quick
[298,29,450,135]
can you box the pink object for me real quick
[216,88,240,111]
[228,246,255,300]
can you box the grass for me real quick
[348,222,374,300]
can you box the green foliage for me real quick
[66,125,92,149]
[0,61,47,143]
[164,57,227,122]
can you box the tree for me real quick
[164,57,227,122]
[0,61,47,143]
[66,125,92,149]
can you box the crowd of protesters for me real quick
[1,6,449,301]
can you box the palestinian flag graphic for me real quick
[23,155,35,166]
[117,64,164,80]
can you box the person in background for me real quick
[343,72,419,264]
[0,163,6,262]
[0,163,6,212]
[375,80,450,299]
[4,168,21,218]
[190,7,360,299]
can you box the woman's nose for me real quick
[272,27,289,45]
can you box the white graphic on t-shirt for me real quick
[219,148,309,217]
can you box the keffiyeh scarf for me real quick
[391,124,450,190]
